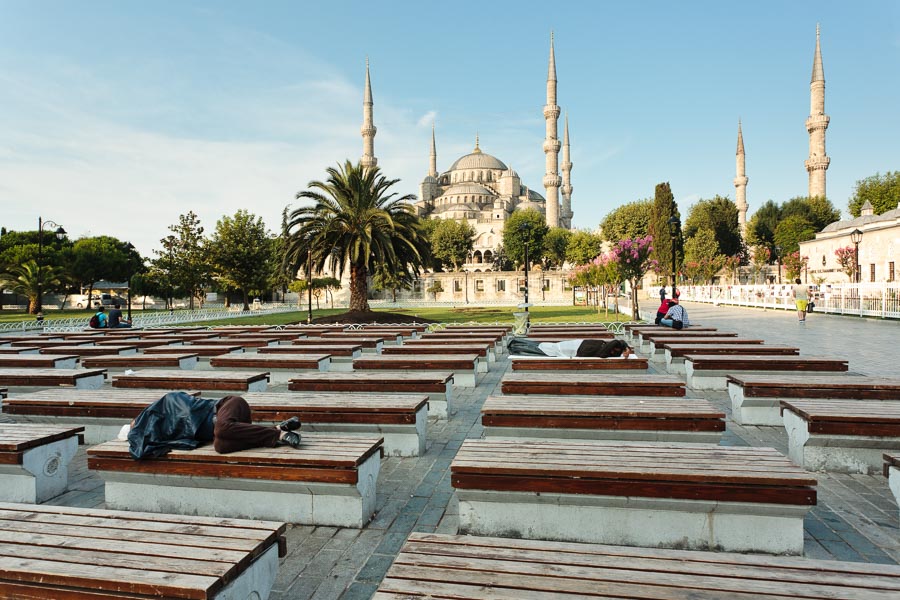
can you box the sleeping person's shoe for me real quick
[276,431,301,448]
[278,417,302,432]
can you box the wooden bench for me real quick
[82,352,200,370]
[0,368,107,390]
[355,327,419,340]
[0,347,40,354]
[662,343,797,374]
[260,343,361,371]
[113,369,269,392]
[451,439,816,554]
[647,336,764,360]
[242,392,428,456]
[317,334,385,352]
[145,344,244,356]
[481,395,724,443]
[0,502,286,599]
[405,338,503,357]
[422,333,505,353]
[0,424,84,502]
[383,344,494,369]
[0,354,79,369]
[40,344,139,356]
[637,330,737,353]
[501,372,686,397]
[509,356,649,373]
[375,532,900,600]
[10,339,87,348]
[728,375,900,426]
[289,372,455,419]
[204,336,281,348]
[685,355,849,391]
[781,399,900,474]
[624,325,717,343]
[94,338,178,349]
[353,354,480,387]
[3,389,202,443]
[520,332,616,342]
[886,453,900,522]
[396,339,497,363]
[88,434,383,527]
[210,353,331,382]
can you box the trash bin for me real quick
[513,311,530,336]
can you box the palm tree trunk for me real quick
[349,263,370,312]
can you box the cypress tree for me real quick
[648,182,683,285]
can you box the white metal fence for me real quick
[667,283,900,320]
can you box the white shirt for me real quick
[538,339,584,357]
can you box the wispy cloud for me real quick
[417,111,437,128]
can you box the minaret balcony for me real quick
[542,139,561,153]
[733,176,748,187]
[543,174,562,187]
[543,105,561,119]
[805,115,830,130]
[804,157,830,171]
[360,125,377,136]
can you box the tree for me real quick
[773,214,817,253]
[648,183,682,286]
[848,171,900,217]
[426,280,443,300]
[782,251,809,281]
[781,196,840,231]
[371,265,409,303]
[430,219,474,271]
[565,230,603,265]
[746,200,780,252]
[683,228,725,284]
[209,210,273,311]
[750,245,771,284]
[610,235,656,321]
[542,227,572,269]
[834,246,857,281]
[491,244,513,271]
[0,261,65,314]
[316,276,342,308]
[70,236,142,312]
[599,199,652,242]
[284,161,429,313]
[683,196,742,258]
[154,212,211,310]
[129,272,165,310]
[501,209,548,268]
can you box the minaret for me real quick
[428,122,437,178]
[734,120,749,237]
[542,32,561,228]
[360,57,377,170]
[560,112,573,229]
[805,24,829,198]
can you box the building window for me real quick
[518,278,526,292]
[870,264,876,282]
[413,280,422,293]
[890,262,895,282]
[563,278,573,291]
[475,279,484,292]
[454,279,462,292]
[542,279,551,292]
[496,279,506,292]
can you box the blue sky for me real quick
[1,1,898,255]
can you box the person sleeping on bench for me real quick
[508,338,634,358]
[118,391,303,459]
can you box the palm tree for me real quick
[0,260,65,314]
[284,161,430,313]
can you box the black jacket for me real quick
[127,392,217,459]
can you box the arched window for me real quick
[484,250,493,264]
[473,250,483,264]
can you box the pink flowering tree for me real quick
[750,245,771,284]
[834,246,856,281]
[569,253,621,316]
[782,251,809,281]
[610,235,656,320]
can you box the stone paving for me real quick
[2,304,899,598]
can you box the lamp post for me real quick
[667,216,680,298]
[774,246,782,284]
[465,251,473,304]
[124,242,136,321]
[850,228,863,283]
[36,217,66,315]
[520,222,532,324]
[307,247,313,324]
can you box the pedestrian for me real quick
[659,286,667,302]
[791,278,809,324]
[654,298,673,325]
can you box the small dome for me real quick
[440,183,495,197]
[422,175,438,184]
[448,152,508,172]
[501,168,519,178]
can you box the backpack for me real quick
[89,314,100,329]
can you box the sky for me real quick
[1,1,898,256]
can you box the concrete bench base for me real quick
[329,357,355,372]
[728,384,783,426]
[0,437,78,503]
[456,489,807,555]
[783,410,900,474]
[889,466,900,522]
[263,363,330,383]
[482,427,721,444]
[99,452,379,527]
[687,367,839,391]
[214,544,279,600]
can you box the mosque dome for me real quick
[449,152,508,172]
[422,175,438,184]
[441,183,494,197]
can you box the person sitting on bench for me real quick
[508,338,633,358]
[660,296,690,330]
[122,392,302,459]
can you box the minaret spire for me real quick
[560,111,573,229]
[734,119,749,237]
[428,122,437,177]
[360,57,377,170]
[805,24,829,198]
[542,31,561,228]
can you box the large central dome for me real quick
[448,149,507,172]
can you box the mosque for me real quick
[359,34,574,272]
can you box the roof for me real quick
[820,207,900,233]
[439,183,495,197]
[448,152,508,172]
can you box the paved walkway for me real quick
[5,304,900,598]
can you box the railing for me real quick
[666,283,900,320]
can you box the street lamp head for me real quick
[54,226,66,240]
[850,229,863,245]
[667,216,680,238]
[774,245,782,258]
